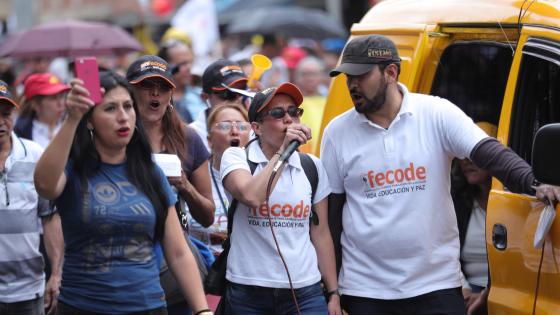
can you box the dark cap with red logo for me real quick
[248,82,303,123]
[126,55,176,88]
[0,80,18,108]
[329,35,401,77]
[202,59,248,94]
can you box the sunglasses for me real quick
[171,61,192,75]
[138,80,173,92]
[213,121,251,132]
[262,106,304,120]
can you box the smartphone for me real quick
[74,57,102,104]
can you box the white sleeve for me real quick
[309,154,332,204]
[220,147,251,183]
[320,126,345,193]
[437,99,488,159]
[460,270,471,290]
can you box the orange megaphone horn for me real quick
[247,54,272,89]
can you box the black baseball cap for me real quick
[126,55,176,88]
[248,82,303,123]
[0,80,18,108]
[202,59,248,94]
[330,35,401,77]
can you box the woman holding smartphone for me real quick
[220,82,341,315]
[34,71,211,314]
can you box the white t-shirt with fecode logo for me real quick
[320,83,488,299]
[220,144,331,289]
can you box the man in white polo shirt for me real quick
[0,80,63,315]
[321,35,560,314]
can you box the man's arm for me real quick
[470,138,534,194]
[470,138,560,200]
[328,193,346,275]
[42,211,64,315]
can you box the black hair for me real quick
[70,71,169,241]
[262,34,279,47]
[450,160,481,207]
[237,58,252,68]
[0,68,15,87]
[378,62,401,78]
[450,159,481,248]
[157,45,172,62]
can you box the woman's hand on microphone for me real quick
[280,123,311,152]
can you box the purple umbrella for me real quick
[0,20,143,58]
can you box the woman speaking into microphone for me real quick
[220,82,341,315]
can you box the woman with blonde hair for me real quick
[200,102,251,251]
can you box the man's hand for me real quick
[327,294,342,315]
[44,274,61,315]
[462,287,472,300]
[465,292,480,309]
[535,184,560,203]
[467,287,489,315]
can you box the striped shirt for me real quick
[0,132,50,303]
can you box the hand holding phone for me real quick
[74,57,102,104]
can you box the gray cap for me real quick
[330,35,401,77]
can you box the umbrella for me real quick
[227,6,348,40]
[0,20,143,58]
[217,0,293,25]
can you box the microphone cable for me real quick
[264,162,302,315]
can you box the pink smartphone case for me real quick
[74,57,102,104]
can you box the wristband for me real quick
[326,288,340,299]
[195,309,213,315]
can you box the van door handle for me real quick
[492,224,508,250]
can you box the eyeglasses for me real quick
[262,106,304,120]
[138,80,173,92]
[213,121,251,132]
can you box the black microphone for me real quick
[273,140,300,172]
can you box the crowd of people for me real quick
[0,27,559,315]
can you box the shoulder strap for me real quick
[298,152,319,225]
[226,151,258,236]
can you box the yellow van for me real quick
[318,0,560,314]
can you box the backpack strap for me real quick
[298,152,319,225]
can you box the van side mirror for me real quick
[532,123,560,186]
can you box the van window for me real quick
[509,37,560,164]
[430,42,513,124]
